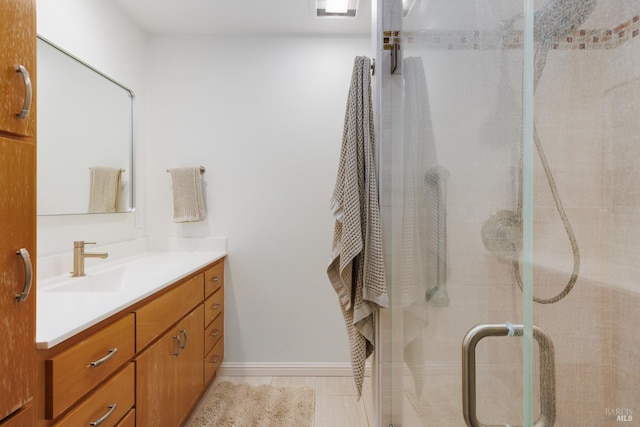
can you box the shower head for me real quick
[534,0,597,46]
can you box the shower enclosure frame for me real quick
[373,0,638,426]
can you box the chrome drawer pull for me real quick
[15,65,33,119]
[89,348,118,367]
[211,329,221,337]
[210,276,220,282]
[211,303,221,311]
[15,248,33,303]
[210,355,221,364]
[179,328,188,349]
[89,403,117,426]
[173,335,181,356]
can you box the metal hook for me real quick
[390,41,399,74]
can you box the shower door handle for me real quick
[462,323,556,427]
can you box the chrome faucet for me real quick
[72,241,109,277]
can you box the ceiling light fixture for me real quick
[316,0,358,17]
[326,0,348,13]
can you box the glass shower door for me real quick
[380,0,640,426]
[379,0,539,426]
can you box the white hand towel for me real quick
[168,167,207,223]
[88,166,122,213]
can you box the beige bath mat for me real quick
[188,381,315,427]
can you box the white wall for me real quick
[37,2,373,365]
[36,0,147,257]
[143,34,372,363]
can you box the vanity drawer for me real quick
[204,259,224,298]
[204,336,224,385]
[45,314,135,419]
[204,287,223,327]
[136,273,203,352]
[115,409,135,427]
[53,363,134,427]
[204,311,224,356]
[1,405,34,427]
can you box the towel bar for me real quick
[166,166,205,174]
[89,167,125,172]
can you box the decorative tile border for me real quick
[387,14,640,51]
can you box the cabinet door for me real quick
[0,136,36,420]
[135,328,180,427]
[176,305,204,424]
[0,0,36,138]
[136,305,205,427]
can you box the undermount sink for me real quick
[44,264,158,293]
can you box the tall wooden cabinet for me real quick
[0,0,37,425]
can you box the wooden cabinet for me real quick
[135,274,203,352]
[36,257,225,427]
[136,305,204,427]
[176,306,205,421]
[204,259,224,298]
[44,315,135,419]
[0,0,36,424]
[134,258,225,426]
[204,283,224,327]
[52,363,134,427]
[0,136,36,419]
[204,335,224,385]
[0,405,34,427]
[0,0,37,138]
[203,271,224,386]
[114,410,135,427]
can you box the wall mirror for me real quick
[37,36,134,215]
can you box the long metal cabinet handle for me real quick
[15,248,33,303]
[89,348,118,367]
[173,335,181,356]
[89,403,117,426]
[179,328,188,350]
[462,323,556,427]
[15,65,33,119]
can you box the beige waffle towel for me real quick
[327,56,388,398]
[168,167,206,222]
[88,166,122,213]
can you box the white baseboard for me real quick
[218,362,372,377]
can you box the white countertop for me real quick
[36,251,226,349]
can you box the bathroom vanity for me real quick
[34,253,226,427]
